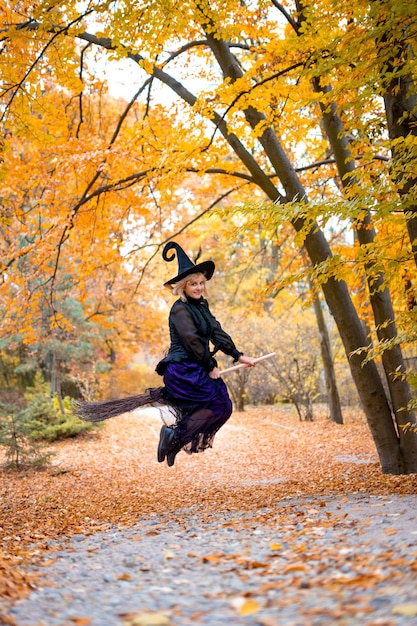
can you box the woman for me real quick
[74,241,256,467]
[155,241,256,467]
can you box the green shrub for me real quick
[21,373,99,442]
[0,401,53,470]
[22,391,98,442]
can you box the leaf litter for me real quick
[1,405,416,624]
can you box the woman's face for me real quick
[184,274,206,299]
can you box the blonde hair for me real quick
[171,272,208,301]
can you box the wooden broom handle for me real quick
[218,352,276,375]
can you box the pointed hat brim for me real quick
[164,260,215,286]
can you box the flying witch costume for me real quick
[75,241,245,467]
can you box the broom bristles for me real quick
[73,387,167,422]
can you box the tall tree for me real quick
[292,0,414,461]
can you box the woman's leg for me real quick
[162,362,233,458]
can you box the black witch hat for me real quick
[162,241,215,287]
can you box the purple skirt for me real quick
[163,361,233,453]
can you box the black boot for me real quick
[157,425,176,463]
[166,442,182,467]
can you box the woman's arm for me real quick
[209,355,257,379]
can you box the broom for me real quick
[73,387,168,422]
[74,353,275,423]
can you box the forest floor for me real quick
[0,404,417,625]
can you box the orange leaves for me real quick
[232,597,261,616]
[197,551,268,570]
[41,558,58,567]
[201,553,223,565]
[49,312,73,332]
[282,562,309,574]
[0,553,38,602]
[69,619,92,626]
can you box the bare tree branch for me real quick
[76,31,283,203]
[270,0,300,33]
[75,43,91,138]
[131,182,250,292]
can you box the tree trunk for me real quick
[311,289,344,424]
[228,370,247,412]
[313,79,416,461]
[305,396,314,422]
[50,351,65,415]
[304,230,408,472]
[294,358,315,421]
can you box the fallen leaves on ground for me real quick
[0,405,416,607]
[0,554,38,602]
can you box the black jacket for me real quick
[156,296,242,375]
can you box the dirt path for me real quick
[1,406,417,625]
